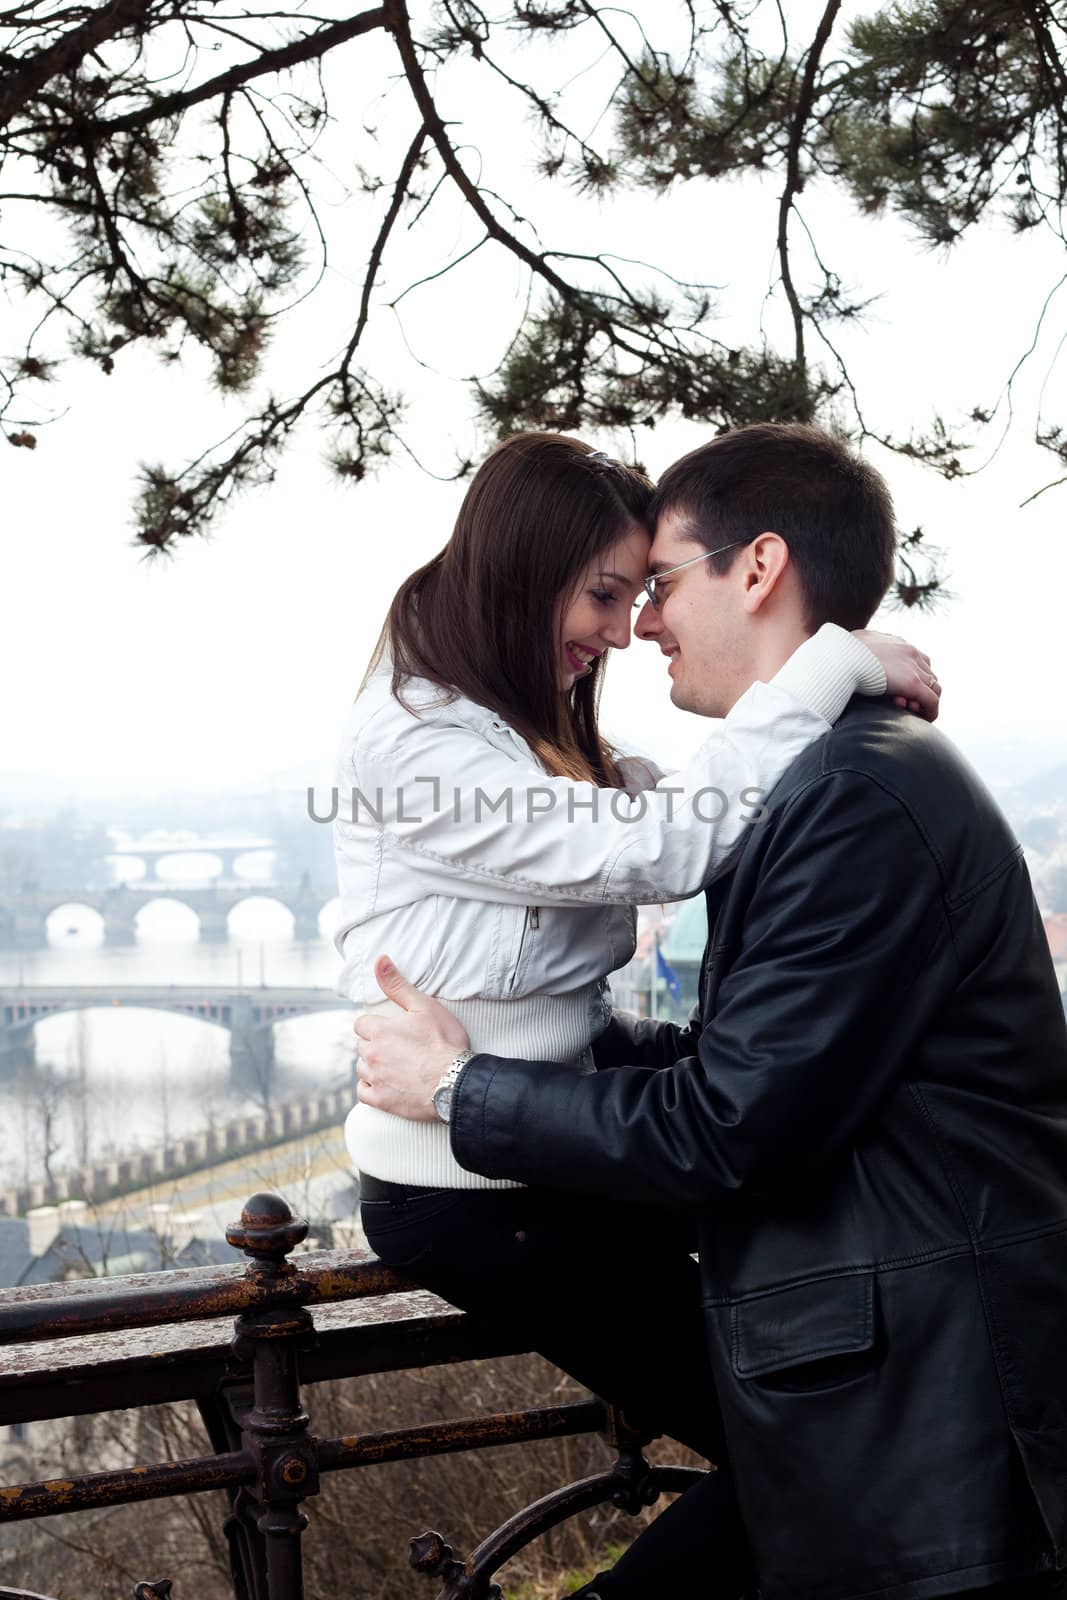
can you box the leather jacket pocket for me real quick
[731,1272,878,1393]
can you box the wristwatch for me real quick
[432,1050,474,1122]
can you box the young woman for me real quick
[331,432,934,1575]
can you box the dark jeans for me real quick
[360,1179,754,1597]
[360,1180,727,1458]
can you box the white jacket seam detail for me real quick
[380,829,607,903]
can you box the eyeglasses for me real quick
[638,541,749,610]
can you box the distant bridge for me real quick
[103,837,277,881]
[0,881,335,949]
[0,984,352,1072]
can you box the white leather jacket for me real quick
[332,624,885,1010]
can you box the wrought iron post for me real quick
[197,1384,266,1600]
[226,1193,319,1600]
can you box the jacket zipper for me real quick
[509,906,539,994]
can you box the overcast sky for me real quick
[4,10,1067,800]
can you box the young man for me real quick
[355,424,1067,1600]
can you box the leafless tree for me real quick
[69,1010,93,1170]
[233,1015,277,1112]
[17,1058,65,1185]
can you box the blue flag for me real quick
[656,944,681,999]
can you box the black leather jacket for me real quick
[451,702,1067,1600]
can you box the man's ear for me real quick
[741,532,790,615]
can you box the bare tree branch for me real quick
[348,122,428,361]
[385,0,576,305]
[776,0,841,373]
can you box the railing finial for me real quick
[226,1191,307,1279]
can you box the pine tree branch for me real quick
[1019,0,1067,190]
[385,0,575,304]
[15,6,388,139]
[0,0,150,129]
[776,0,841,372]
[385,0,670,370]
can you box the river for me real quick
[0,854,351,1191]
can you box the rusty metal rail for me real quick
[0,1400,609,1523]
[0,1191,706,1600]
[0,1254,406,1344]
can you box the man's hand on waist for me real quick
[353,956,472,1122]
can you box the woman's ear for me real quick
[741,532,791,615]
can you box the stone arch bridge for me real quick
[0,882,334,949]
[0,984,351,1074]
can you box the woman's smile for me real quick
[556,521,652,688]
[565,642,601,674]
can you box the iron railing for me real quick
[0,1190,706,1600]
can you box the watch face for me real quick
[433,1085,453,1122]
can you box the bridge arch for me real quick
[3,998,237,1032]
[0,985,345,1083]
[103,838,277,885]
[151,849,230,882]
[227,848,276,881]
[318,896,341,943]
[0,874,335,949]
[133,897,201,941]
[44,902,106,944]
[228,895,296,941]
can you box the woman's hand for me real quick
[353,956,471,1122]
[853,630,941,721]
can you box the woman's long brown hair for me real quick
[366,433,653,785]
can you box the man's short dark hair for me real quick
[649,423,896,630]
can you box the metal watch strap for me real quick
[432,1050,474,1122]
